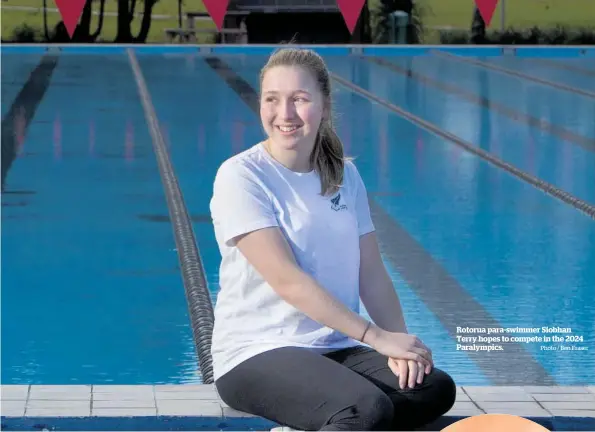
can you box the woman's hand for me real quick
[366,326,433,372]
[388,358,428,389]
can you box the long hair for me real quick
[259,47,346,197]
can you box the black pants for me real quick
[216,345,457,431]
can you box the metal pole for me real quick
[390,11,409,44]
[500,0,505,31]
[178,0,182,28]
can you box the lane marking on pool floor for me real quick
[203,55,557,386]
[330,71,595,221]
[367,199,556,386]
[1,54,60,191]
[127,49,215,384]
[362,56,595,153]
[531,58,595,79]
[431,51,595,100]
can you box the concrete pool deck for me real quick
[1,385,594,431]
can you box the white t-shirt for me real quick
[209,142,376,381]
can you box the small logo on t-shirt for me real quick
[331,193,347,211]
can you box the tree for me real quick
[471,6,486,43]
[116,0,159,43]
[77,0,107,42]
[43,0,49,40]
[46,0,106,42]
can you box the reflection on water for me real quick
[53,112,61,160]
[89,119,95,157]
[198,123,205,158]
[232,120,245,155]
[125,119,135,162]
[11,111,143,162]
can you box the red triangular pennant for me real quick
[54,0,86,38]
[475,0,499,27]
[202,0,230,31]
[336,0,366,34]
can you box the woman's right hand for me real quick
[367,326,433,373]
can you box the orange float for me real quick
[442,414,550,432]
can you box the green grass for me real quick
[370,0,594,43]
[1,0,213,43]
[2,0,207,16]
[2,0,594,43]
[422,0,595,30]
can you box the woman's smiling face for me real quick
[260,64,325,154]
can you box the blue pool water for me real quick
[1,46,594,387]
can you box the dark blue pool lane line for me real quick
[432,51,595,100]
[128,50,215,384]
[204,57,260,113]
[203,55,556,386]
[363,56,595,153]
[1,54,59,191]
[330,72,595,221]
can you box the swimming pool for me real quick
[2,45,594,388]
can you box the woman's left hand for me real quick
[388,357,427,389]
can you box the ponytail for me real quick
[259,47,348,196]
[310,119,347,197]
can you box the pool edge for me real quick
[1,44,595,58]
[2,385,594,431]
